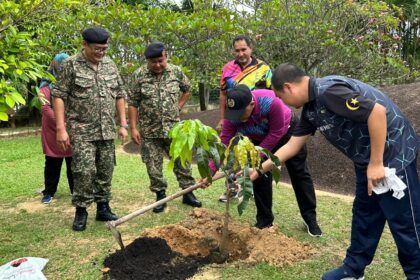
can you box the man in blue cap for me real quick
[53,27,128,231]
[128,42,201,213]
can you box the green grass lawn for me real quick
[0,136,405,279]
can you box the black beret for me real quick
[144,42,165,59]
[82,27,110,44]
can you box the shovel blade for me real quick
[107,221,125,250]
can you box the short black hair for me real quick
[271,63,306,91]
[232,35,252,48]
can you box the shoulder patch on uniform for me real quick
[345,97,360,111]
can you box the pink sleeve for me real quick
[257,99,291,152]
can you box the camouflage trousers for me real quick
[71,139,115,208]
[141,137,195,193]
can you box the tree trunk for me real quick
[198,82,209,111]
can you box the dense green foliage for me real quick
[1,0,418,120]
[385,0,420,67]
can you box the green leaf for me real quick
[224,147,235,171]
[237,163,253,216]
[208,143,221,170]
[5,95,15,108]
[272,166,281,184]
[196,147,212,183]
[197,126,209,150]
[256,147,281,167]
[9,91,26,105]
[0,112,8,121]
[169,120,182,139]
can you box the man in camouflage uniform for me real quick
[128,42,201,213]
[53,27,128,231]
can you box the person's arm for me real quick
[250,135,310,181]
[128,105,141,145]
[178,91,191,110]
[178,68,192,111]
[366,103,387,195]
[116,97,128,143]
[54,97,70,151]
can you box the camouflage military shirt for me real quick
[128,63,191,138]
[52,51,126,141]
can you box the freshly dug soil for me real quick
[103,237,212,280]
[103,209,314,280]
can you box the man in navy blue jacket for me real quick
[252,63,420,280]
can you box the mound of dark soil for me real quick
[181,82,420,195]
[103,237,212,280]
[103,209,314,280]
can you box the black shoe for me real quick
[73,207,88,231]
[96,202,118,221]
[182,192,202,207]
[153,190,167,213]
[303,215,322,237]
[254,221,273,229]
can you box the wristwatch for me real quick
[120,124,129,129]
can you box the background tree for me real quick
[385,0,420,70]
[0,0,78,121]
[240,0,415,85]
[1,0,418,122]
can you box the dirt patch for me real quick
[16,199,48,213]
[103,209,313,280]
[122,141,140,155]
[189,268,221,280]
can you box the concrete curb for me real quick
[0,128,41,139]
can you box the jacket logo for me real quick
[346,97,360,111]
[319,124,335,132]
[227,98,235,108]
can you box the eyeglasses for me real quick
[89,45,108,54]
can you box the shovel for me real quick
[106,172,226,250]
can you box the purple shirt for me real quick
[220,89,292,150]
[209,89,291,174]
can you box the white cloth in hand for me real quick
[372,167,407,199]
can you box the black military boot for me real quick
[152,190,167,213]
[96,202,118,221]
[182,191,202,208]
[72,207,88,231]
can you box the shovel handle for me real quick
[108,172,225,228]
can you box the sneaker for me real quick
[41,194,53,204]
[218,191,238,203]
[321,265,364,280]
[303,216,322,237]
